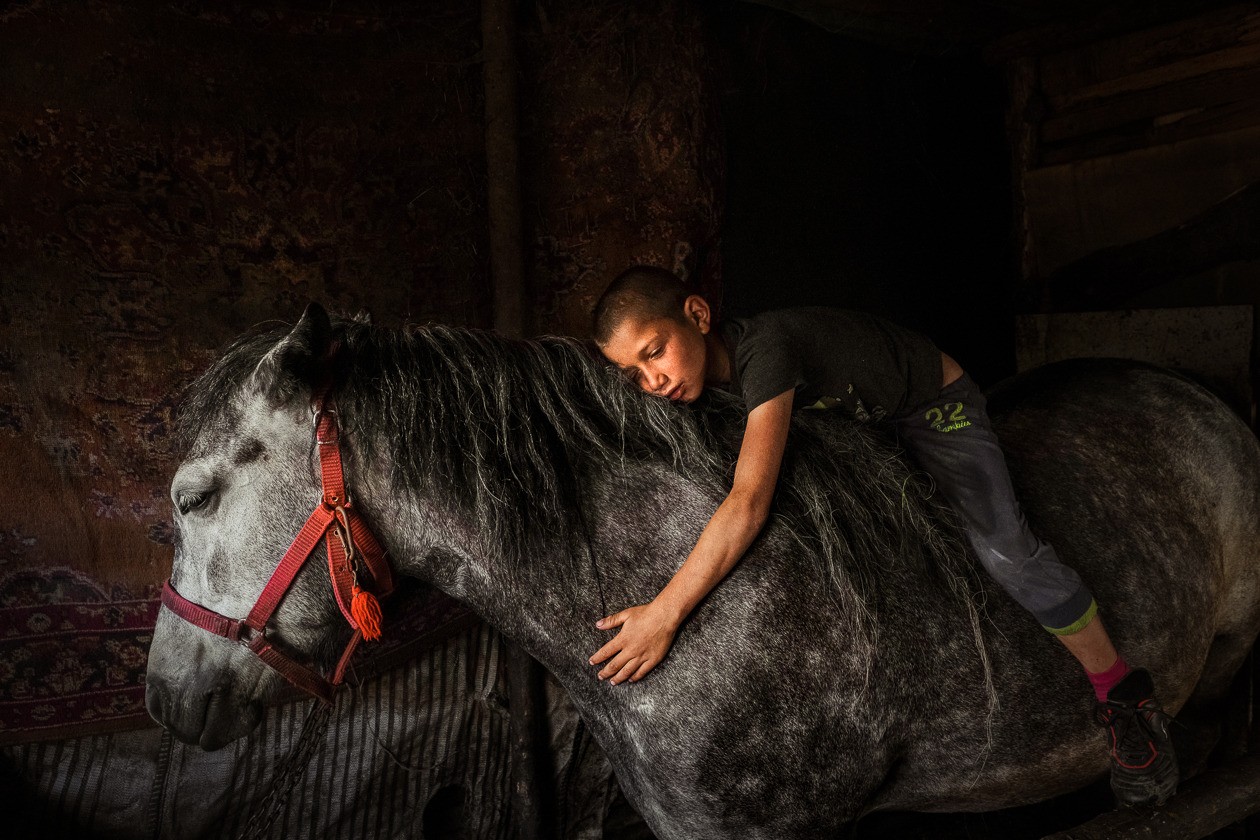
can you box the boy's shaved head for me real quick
[593,265,690,345]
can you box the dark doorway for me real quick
[713,5,1015,385]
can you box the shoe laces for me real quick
[1095,698,1173,761]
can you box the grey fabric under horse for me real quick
[9,623,629,839]
[147,304,1260,839]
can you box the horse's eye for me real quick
[176,490,212,515]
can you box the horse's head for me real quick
[147,304,353,749]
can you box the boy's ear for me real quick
[683,295,712,333]
[250,302,334,405]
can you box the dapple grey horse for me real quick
[146,304,1260,839]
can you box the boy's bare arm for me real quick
[589,388,795,685]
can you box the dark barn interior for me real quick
[3,0,1260,838]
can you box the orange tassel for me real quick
[350,585,383,641]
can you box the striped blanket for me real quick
[3,622,647,839]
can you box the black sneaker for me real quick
[1093,668,1179,807]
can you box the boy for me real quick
[587,265,1178,807]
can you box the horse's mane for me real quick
[179,316,986,655]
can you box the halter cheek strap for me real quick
[161,385,395,706]
[311,398,393,636]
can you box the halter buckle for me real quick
[314,409,340,444]
[240,623,263,646]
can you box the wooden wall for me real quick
[995,2,1260,415]
[999,4,1260,303]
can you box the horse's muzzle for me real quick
[146,672,263,751]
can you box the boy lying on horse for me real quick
[587,265,1178,807]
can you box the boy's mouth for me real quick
[666,384,684,401]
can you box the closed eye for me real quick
[175,489,214,515]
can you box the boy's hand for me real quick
[589,601,680,685]
[585,393,793,688]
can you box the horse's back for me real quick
[869,358,1260,815]
[991,358,1260,706]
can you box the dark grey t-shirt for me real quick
[718,307,942,422]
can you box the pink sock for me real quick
[1087,655,1130,702]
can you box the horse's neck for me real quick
[378,460,718,680]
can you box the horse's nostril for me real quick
[145,678,169,724]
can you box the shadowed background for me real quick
[3,0,1260,837]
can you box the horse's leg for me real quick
[1190,633,1255,705]
[1166,633,1255,777]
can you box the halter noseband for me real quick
[160,381,395,705]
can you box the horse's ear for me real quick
[250,303,334,405]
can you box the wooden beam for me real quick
[1040,64,1260,146]
[1039,5,1260,102]
[1023,5,1260,165]
[985,0,1235,63]
[1039,98,1260,167]
[1046,41,1260,114]
[1045,181,1260,311]
[504,642,555,840]
[1040,752,1260,840]
[482,9,549,837]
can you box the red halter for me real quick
[160,385,395,705]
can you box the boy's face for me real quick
[600,296,711,403]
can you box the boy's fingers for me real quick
[598,650,634,680]
[595,611,627,630]
[629,659,657,682]
[609,659,639,685]
[589,638,622,665]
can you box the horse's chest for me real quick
[586,694,869,839]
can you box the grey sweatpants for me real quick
[892,373,1096,634]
